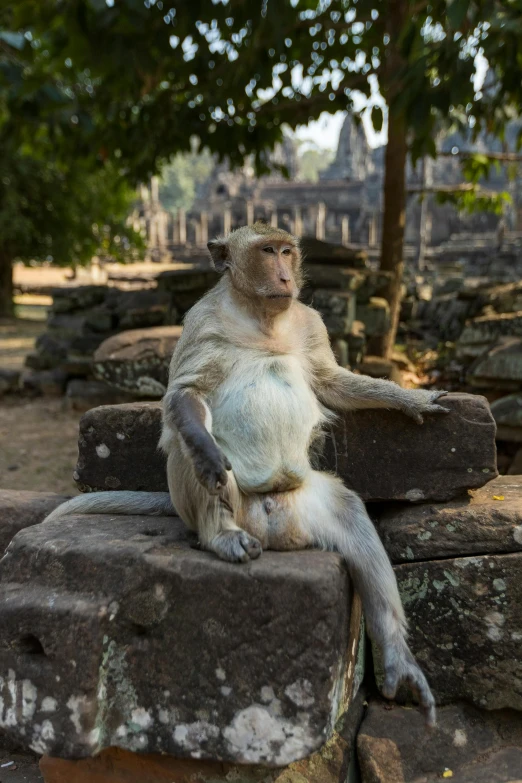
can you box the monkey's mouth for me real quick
[265,293,293,299]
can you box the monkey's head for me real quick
[207,223,303,311]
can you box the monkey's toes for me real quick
[211,530,262,564]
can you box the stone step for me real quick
[0,490,71,556]
[376,475,522,563]
[358,700,522,783]
[74,393,497,502]
[0,513,362,763]
[383,551,522,710]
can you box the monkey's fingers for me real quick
[382,665,399,700]
[424,403,451,415]
[211,530,262,563]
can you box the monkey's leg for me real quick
[166,445,262,563]
[271,471,436,726]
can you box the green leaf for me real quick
[446,0,469,29]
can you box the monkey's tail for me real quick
[43,491,175,525]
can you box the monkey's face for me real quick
[208,225,302,311]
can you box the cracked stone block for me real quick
[39,713,366,783]
[389,552,522,710]
[322,393,497,502]
[74,394,497,502]
[92,326,183,398]
[74,403,166,492]
[358,701,522,783]
[0,514,362,763]
[0,490,70,555]
[376,475,522,563]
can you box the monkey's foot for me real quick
[382,642,436,728]
[210,530,262,563]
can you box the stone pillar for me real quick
[178,208,187,246]
[293,206,302,237]
[223,207,232,235]
[200,211,208,245]
[246,200,254,226]
[157,211,168,249]
[150,175,159,205]
[341,216,350,246]
[368,213,378,247]
[270,210,278,228]
[316,202,326,240]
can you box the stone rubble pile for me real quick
[12,239,403,407]
[2,392,522,782]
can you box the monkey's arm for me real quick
[306,309,448,423]
[162,329,231,494]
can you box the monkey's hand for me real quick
[382,640,436,728]
[191,438,232,494]
[399,389,450,425]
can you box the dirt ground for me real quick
[0,318,81,495]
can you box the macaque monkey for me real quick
[43,223,448,725]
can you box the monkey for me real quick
[42,223,449,726]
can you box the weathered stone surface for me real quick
[0,514,359,763]
[0,369,20,396]
[51,286,109,314]
[302,266,363,292]
[74,402,165,492]
[93,327,183,398]
[491,394,522,442]
[323,393,497,502]
[376,476,522,563]
[468,337,522,389]
[0,490,70,555]
[65,380,134,413]
[75,394,497,502]
[40,725,359,783]
[21,369,68,397]
[312,290,356,337]
[458,311,522,360]
[358,701,522,783]
[392,553,522,710]
[355,297,390,337]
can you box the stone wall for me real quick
[2,394,522,783]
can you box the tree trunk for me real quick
[373,112,408,358]
[0,250,14,319]
[373,0,408,359]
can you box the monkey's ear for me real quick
[207,239,231,272]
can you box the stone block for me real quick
[468,337,522,390]
[65,380,134,414]
[392,552,522,710]
[0,369,20,396]
[0,490,70,555]
[302,266,363,292]
[75,394,497,502]
[39,724,360,783]
[93,327,183,398]
[51,286,109,314]
[322,393,497,502]
[21,370,68,397]
[358,701,522,783]
[355,297,390,337]
[312,290,356,337]
[74,403,165,492]
[0,514,360,763]
[376,476,522,563]
[299,237,367,268]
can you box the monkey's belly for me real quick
[211,358,324,494]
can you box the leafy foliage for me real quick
[159,148,215,212]
[0,7,143,273]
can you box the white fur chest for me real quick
[210,353,323,493]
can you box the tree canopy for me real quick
[3,0,522,348]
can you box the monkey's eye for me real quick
[281,247,292,255]
[262,246,275,254]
